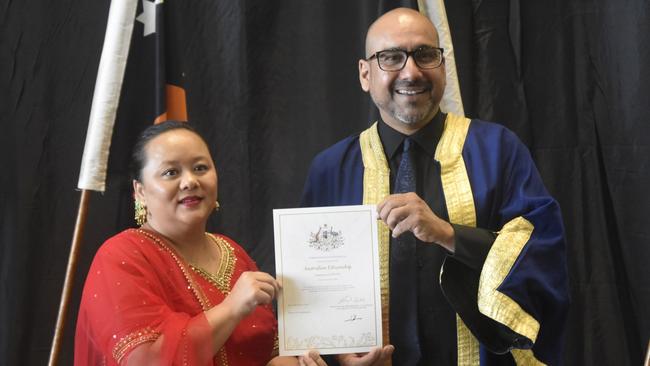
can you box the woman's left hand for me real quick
[266,351,327,366]
[298,350,327,366]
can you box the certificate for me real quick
[273,205,382,356]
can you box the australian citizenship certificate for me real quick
[273,205,382,356]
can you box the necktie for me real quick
[391,137,421,364]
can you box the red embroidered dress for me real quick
[75,229,277,365]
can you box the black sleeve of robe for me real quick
[442,224,533,353]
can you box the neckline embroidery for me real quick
[133,229,213,310]
[188,233,237,295]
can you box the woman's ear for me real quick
[133,179,145,203]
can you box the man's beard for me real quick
[393,100,436,125]
[372,95,437,126]
[371,78,439,126]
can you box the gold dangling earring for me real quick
[214,201,220,212]
[134,199,147,226]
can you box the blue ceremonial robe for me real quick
[301,114,569,365]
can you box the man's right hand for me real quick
[336,345,394,366]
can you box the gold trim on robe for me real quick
[359,123,391,355]
[455,314,478,366]
[511,349,547,365]
[358,114,543,365]
[477,217,542,347]
[434,114,480,365]
[434,114,476,227]
[437,114,544,365]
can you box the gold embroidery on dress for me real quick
[216,347,229,366]
[189,234,237,295]
[112,326,160,364]
[360,123,391,353]
[130,230,239,364]
[134,229,212,310]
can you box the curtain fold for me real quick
[0,0,647,364]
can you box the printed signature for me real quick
[338,296,366,304]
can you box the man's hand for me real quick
[377,192,455,252]
[337,345,394,366]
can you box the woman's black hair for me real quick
[130,121,209,181]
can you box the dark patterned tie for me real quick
[391,137,421,364]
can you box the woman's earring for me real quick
[215,201,220,212]
[134,199,147,226]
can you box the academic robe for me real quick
[301,114,569,365]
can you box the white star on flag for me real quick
[136,0,164,37]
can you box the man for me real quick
[302,7,569,366]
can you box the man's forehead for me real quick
[369,30,438,52]
[366,14,438,53]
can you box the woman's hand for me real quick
[222,271,280,319]
[266,350,327,366]
[298,350,328,366]
[203,271,281,355]
[337,345,394,366]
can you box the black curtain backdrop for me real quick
[1,0,648,365]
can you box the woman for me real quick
[75,121,324,365]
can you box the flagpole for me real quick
[47,0,139,364]
[48,189,91,366]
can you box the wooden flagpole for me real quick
[48,189,91,366]
[47,0,139,363]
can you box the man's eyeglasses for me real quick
[366,47,444,71]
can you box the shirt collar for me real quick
[377,111,446,159]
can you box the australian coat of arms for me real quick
[308,224,345,251]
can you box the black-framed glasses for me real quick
[366,46,444,71]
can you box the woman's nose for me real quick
[180,172,198,190]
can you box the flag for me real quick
[133,0,187,124]
[77,0,139,192]
[418,0,465,116]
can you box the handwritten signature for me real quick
[345,314,363,322]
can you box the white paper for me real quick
[273,205,382,356]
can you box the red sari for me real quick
[75,229,277,365]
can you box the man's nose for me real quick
[400,55,424,79]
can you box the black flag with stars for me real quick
[123,0,187,125]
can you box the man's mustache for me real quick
[392,80,433,89]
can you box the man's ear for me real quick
[358,59,370,92]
